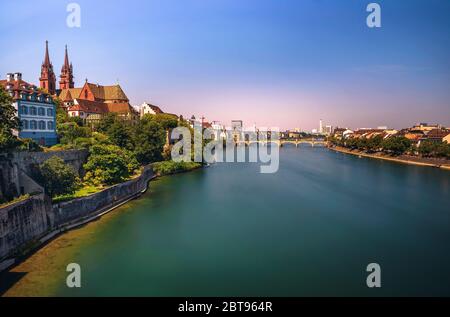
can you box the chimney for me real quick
[6,73,13,82]
[14,72,22,81]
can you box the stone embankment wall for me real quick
[0,165,154,269]
[0,149,88,201]
[52,166,154,226]
[0,193,52,262]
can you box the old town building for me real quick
[1,72,57,146]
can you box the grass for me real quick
[0,194,31,209]
[52,184,102,203]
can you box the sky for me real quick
[0,0,449,130]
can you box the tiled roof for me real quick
[104,102,135,114]
[87,83,128,101]
[68,99,136,115]
[426,129,450,139]
[69,99,108,114]
[59,88,82,101]
[59,83,128,102]
[0,78,51,99]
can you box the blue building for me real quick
[1,72,58,146]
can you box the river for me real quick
[1,146,450,296]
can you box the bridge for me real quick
[235,139,328,147]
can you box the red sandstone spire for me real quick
[39,40,56,95]
[43,40,51,66]
[59,44,75,90]
[63,45,69,69]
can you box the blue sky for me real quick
[1,0,449,130]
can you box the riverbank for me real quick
[329,146,450,170]
[0,161,203,278]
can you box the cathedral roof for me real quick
[86,83,129,101]
[68,99,136,115]
[59,88,82,101]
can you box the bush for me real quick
[153,161,201,176]
[39,156,80,197]
[17,138,43,152]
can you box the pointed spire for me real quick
[63,45,69,68]
[43,40,51,66]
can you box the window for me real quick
[38,107,45,116]
[22,120,29,130]
[30,120,37,130]
[47,108,53,116]
[84,89,88,99]
[30,107,37,116]
[21,105,28,115]
[47,121,54,130]
[39,121,45,130]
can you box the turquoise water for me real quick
[55,146,449,296]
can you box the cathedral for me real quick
[39,41,137,122]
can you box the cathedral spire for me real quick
[40,40,56,95]
[59,44,75,90]
[43,40,51,66]
[63,45,69,69]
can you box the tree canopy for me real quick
[39,156,80,197]
[84,144,139,186]
[0,86,20,152]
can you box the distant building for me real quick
[1,72,57,146]
[411,123,441,132]
[324,125,333,135]
[231,120,243,142]
[319,119,323,134]
[140,102,164,117]
[423,129,450,143]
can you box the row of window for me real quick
[21,120,54,131]
[20,105,53,117]
[19,93,52,103]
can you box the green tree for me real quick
[419,140,450,158]
[95,113,133,149]
[132,116,166,164]
[58,122,92,145]
[366,135,383,152]
[96,113,119,133]
[418,140,435,157]
[107,119,133,149]
[381,136,411,155]
[0,86,20,152]
[39,156,80,197]
[84,144,139,186]
[152,113,178,130]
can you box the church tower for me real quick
[39,41,56,95]
[59,45,74,90]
